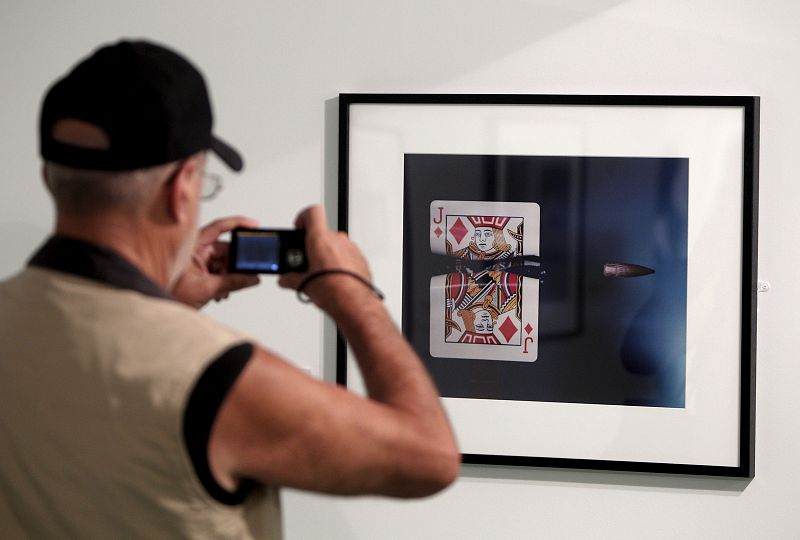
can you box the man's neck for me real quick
[55,215,176,290]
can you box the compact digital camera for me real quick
[228,228,308,274]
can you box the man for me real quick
[0,40,459,539]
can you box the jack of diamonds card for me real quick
[429,200,540,362]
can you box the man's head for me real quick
[40,40,242,173]
[39,40,243,287]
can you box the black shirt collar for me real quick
[28,235,170,300]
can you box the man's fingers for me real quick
[200,216,259,243]
[277,273,301,290]
[294,205,328,236]
[222,273,261,293]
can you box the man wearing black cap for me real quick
[0,41,459,539]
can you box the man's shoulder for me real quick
[2,266,244,345]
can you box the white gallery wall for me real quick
[1,1,797,538]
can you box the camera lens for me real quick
[286,249,304,268]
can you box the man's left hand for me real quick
[172,216,261,309]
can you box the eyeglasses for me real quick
[163,162,223,202]
[201,172,223,201]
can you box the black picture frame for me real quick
[337,94,758,477]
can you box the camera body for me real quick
[228,228,308,274]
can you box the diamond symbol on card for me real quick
[434,226,443,238]
[524,323,533,335]
[499,317,518,342]
[449,217,469,244]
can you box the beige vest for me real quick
[0,267,281,539]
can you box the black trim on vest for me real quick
[29,235,256,505]
[29,235,169,299]
[183,342,256,505]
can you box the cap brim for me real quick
[211,135,244,172]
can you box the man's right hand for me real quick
[277,205,374,311]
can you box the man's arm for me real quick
[208,206,460,497]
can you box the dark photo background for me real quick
[403,154,688,408]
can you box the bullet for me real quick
[603,263,655,278]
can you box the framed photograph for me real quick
[337,94,758,477]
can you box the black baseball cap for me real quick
[40,40,243,172]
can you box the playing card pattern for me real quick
[429,201,540,362]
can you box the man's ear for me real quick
[164,159,198,223]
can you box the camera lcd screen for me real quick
[234,231,281,272]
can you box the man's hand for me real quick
[171,216,261,309]
[277,205,372,311]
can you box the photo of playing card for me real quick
[428,200,540,361]
[403,153,689,408]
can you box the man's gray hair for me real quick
[44,162,172,215]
